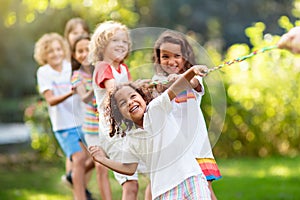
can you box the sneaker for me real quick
[85,189,95,200]
[62,171,94,200]
[61,171,73,188]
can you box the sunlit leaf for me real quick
[4,11,16,27]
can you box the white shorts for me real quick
[113,171,139,185]
[85,134,138,185]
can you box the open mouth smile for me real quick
[129,105,139,113]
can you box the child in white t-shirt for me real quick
[34,32,88,200]
[152,30,222,200]
[88,20,139,199]
[89,65,211,200]
[71,35,112,200]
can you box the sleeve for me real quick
[195,75,204,95]
[94,62,114,88]
[121,140,140,164]
[37,67,52,94]
[149,92,172,113]
[144,92,172,131]
[122,63,132,81]
[71,70,82,88]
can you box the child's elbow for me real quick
[48,101,56,106]
[123,163,138,175]
[127,170,136,176]
[82,98,89,104]
[124,171,135,176]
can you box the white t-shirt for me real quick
[36,60,83,131]
[122,92,203,199]
[92,62,130,136]
[92,61,132,160]
[152,75,214,158]
[172,89,214,159]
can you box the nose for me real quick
[128,99,134,106]
[53,49,60,57]
[82,50,88,58]
[128,98,136,109]
[116,40,124,46]
[168,57,176,66]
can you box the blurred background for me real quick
[1,0,299,158]
[1,0,300,199]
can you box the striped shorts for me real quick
[155,174,211,200]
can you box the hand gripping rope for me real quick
[150,45,278,85]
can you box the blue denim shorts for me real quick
[54,126,83,159]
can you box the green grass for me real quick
[213,157,300,200]
[1,156,300,199]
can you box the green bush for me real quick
[24,96,62,161]
[23,19,300,159]
[208,21,300,158]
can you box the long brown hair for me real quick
[153,30,196,75]
[71,35,91,72]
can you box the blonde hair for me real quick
[64,17,90,46]
[34,33,70,66]
[88,20,131,64]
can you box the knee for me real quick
[95,163,109,174]
[71,151,86,166]
[122,180,139,195]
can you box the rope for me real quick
[206,45,278,74]
[150,45,278,85]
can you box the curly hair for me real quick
[34,32,70,66]
[104,82,154,137]
[64,17,90,48]
[88,20,131,64]
[153,30,196,75]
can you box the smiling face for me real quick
[74,38,90,67]
[114,86,146,127]
[45,40,65,69]
[159,42,185,74]
[103,29,129,67]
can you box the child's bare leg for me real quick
[95,162,112,200]
[71,151,87,200]
[144,183,152,200]
[208,180,217,200]
[122,180,138,200]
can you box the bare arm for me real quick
[89,146,138,175]
[167,74,202,93]
[76,83,94,104]
[167,65,208,101]
[43,89,74,106]
[104,79,116,91]
[190,77,202,92]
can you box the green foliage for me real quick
[210,21,300,158]
[1,0,145,28]
[24,96,62,160]
[0,98,26,122]
[1,0,300,158]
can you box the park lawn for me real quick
[0,156,300,200]
[213,156,300,200]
